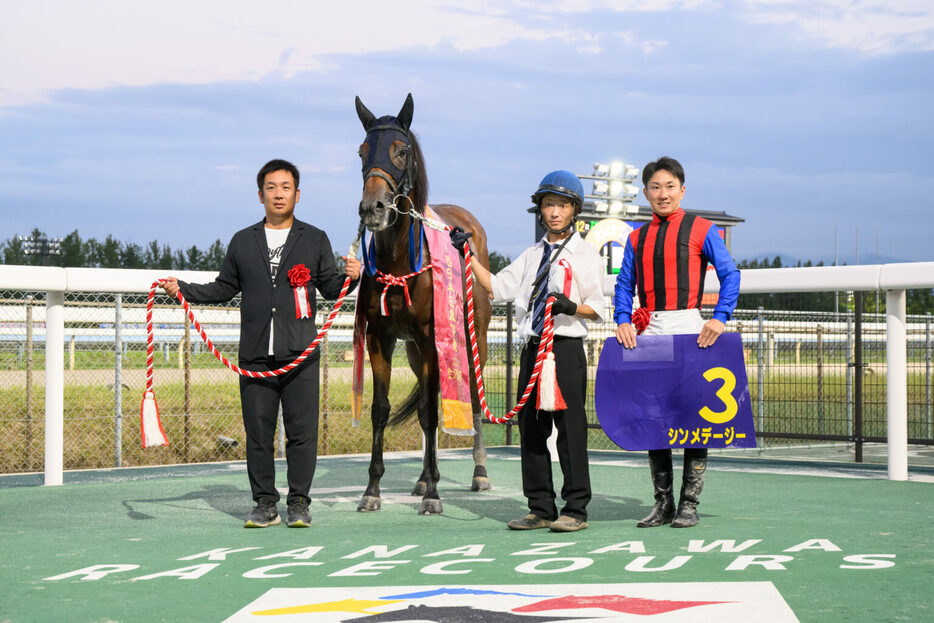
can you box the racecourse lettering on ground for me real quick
[43,538,896,582]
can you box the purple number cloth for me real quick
[595,333,757,451]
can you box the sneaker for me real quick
[244,499,280,528]
[549,514,588,532]
[507,514,552,530]
[286,499,311,528]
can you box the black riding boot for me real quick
[637,450,675,528]
[671,449,707,528]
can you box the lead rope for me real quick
[140,277,351,448]
[408,208,559,424]
[140,276,353,447]
[462,243,558,423]
[140,224,365,448]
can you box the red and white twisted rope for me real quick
[145,276,352,391]
[375,266,431,315]
[461,243,556,423]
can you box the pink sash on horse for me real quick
[351,207,475,435]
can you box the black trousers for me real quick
[239,354,320,505]
[517,336,592,521]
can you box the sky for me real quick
[1,0,932,265]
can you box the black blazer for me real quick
[178,218,356,366]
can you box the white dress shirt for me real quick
[490,231,605,343]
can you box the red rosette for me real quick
[288,264,311,288]
[632,307,650,335]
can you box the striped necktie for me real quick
[530,242,554,336]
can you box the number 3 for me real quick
[699,366,738,424]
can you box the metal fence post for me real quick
[183,313,191,462]
[25,295,34,466]
[757,306,764,433]
[846,313,854,438]
[321,332,330,456]
[886,289,908,481]
[926,311,932,440]
[114,294,123,467]
[505,302,514,446]
[854,292,863,463]
[817,323,824,433]
[44,290,65,486]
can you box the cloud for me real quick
[739,0,934,54]
[0,1,619,108]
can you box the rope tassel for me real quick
[140,391,168,448]
[537,351,567,411]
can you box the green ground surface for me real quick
[1,448,933,622]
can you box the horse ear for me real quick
[397,93,414,131]
[355,96,376,130]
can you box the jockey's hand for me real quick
[343,256,362,281]
[697,318,725,348]
[616,323,637,349]
[161,277,180,299]
[449,226,473,252]
[549,293,577,317]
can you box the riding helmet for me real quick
[530,170,584,211]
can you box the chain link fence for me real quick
[1,290,932,474]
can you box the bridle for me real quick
[361,120,418,216]
[359,118,425,274]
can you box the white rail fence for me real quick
[1,262,932,485]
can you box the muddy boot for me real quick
[671,451,706,528]
[637,450,675,528]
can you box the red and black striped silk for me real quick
[630,210,713,312]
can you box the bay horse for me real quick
[354,93,492,515]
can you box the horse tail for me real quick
[388,384,420,426]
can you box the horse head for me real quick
[355,93,427,232]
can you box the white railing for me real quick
[3,261,933,484]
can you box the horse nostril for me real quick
[374,201,385,212]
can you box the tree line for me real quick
[735,256,933,316]
[0,231,928,314]
[1,228,514,275]
[2,228,228,271]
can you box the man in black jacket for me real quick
[162,159,361,528]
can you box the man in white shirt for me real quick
[457,170,604,532]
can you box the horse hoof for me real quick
[471,477,491,492]
[357,496,382,512]
[419,499,443,515]
[411,481,427,496]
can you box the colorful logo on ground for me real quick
[594,333,757,451]
[225,583,796,622]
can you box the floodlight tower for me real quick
[19,235,62,266]
[579,161,640,216]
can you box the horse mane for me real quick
[409,131,429,213]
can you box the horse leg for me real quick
[410,340,442,515]
[358,333,395,512]
[405,341,430,498]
